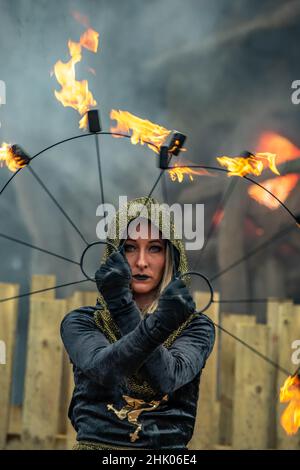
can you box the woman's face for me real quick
[124,220,166,296]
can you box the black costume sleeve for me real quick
[106,300,216,393]
[136,313,215,394]
[107,299,142,336]
[60,306,186,388]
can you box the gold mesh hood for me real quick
[94,196,196,402]
[101,196,189,277]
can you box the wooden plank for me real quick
[62,290,98,449]
[65,360,76,450]
[188,291,220,449]
[83,291,97,306]
[8,405,22,435]
[0,283,19,449]
[22,297,66,449]
[232,324,273,449]
[219,313,255,445]
[58,291,85,449]
[276,301,300,449]
[266,298,282,449]
[31,275,56,299]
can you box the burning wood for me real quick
[53,27,99,129]
[280,373,300,435]
[0,143,30,172]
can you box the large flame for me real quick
[249,133,300,209]
[280,374,300,435]
[168,161,210,182]
[0,143,27,172]
[53,28,99,129]
[109,110,210,181]
[110,110,171,153]
[217,152,279,177]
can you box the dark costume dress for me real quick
[60,197,216,450]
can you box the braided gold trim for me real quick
[101,196,190,286]
[72,440,149,450]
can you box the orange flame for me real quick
[248,174,300,210]
[280,374,300,435]
[53,28,99,128]
[0,143,27,172]
[216,152,279,177]
[256,132,300,165]
[110,110,171,153]
[168,162,210,182]
[248,133,300,209]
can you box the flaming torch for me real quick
[0,143,31,172]
[216,150,279,177]
[110,109,210,182]
[280,372,300,435]
[53,27,99,129]
[110,109,172,153]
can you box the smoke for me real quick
[0,0,300,400]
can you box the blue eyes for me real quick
[124,244,136,253]
[124,244,162,253]
[149,245,162,253]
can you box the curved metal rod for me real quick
[177,270,214,313]
[0,134,297,378]
[80,240,117,281]
[0,132,160,196]
[2,140,297,226]
[166,164,300,225]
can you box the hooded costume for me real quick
[60,197,215,450]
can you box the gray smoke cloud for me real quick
[0,0,300,401]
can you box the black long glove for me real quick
[95,249,133,309]
[144,278,196,342]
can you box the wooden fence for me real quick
[0,276,300,450]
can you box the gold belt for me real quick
[73,440,150,450]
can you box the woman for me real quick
[61,196,215,450]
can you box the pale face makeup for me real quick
[123,220,166,302]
